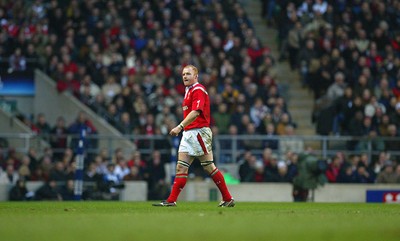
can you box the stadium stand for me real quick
[0,1,399,202]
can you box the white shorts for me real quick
[178,127,213,156]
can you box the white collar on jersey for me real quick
[184,82,202,99]
[185,82,199,91]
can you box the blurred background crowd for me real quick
[0,0,400,201]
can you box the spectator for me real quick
[101,75,121,105]
[392,80,400,100]
[230,104,246,129]
[238,151,256,182]
[126,150,147,173]
[312,55,332,100]
[68,111,98,152]
[261,148,273,166]
[337,165,355,183]
[84,161,103,182]
[59,179,75,201]
[83,162,104,200]
[8,47,26,72]
[385,124,400,153]
[34,179,62,201]
[276,161,290,182]
[118,112,134,135]
[242,123,263,150]
[212,103,231,134]
[0,164,19,185]
[35,113,52,137]
[325,155,343,183]
[286,152,299,182]
[30,167,47,182]
[114,158,130,181]
[312,0,328,15]
[346,111,364,149]
[65,161,76,182]
[123,166,143,181]
[49,161,67,182]
[389,102,400,126]
[103,103,120,127]
[354,30,370,54]
[377,114,391,137]
[262,123,279,150]
[18,155,31,181]
[264,153,280,182]
[275,113,293,136]
[396,165,400,183]
[56,71,80,97]
[49,116,68,159]
[155,106,177,132]
[287,21,303,70]
[353,165,374,184]
[297,38,318,88]
[103,163,124,199]
[253,161,265,182]
[59,148,74,168]
[249,97,270,129]
[18,148,33,174]
[332,86,353,134]
[326,72,346,101]
[79,74,100,97]
[61,54,78,75]
[220,83,240,112]
[376,163,397,184]
[39,154,53,181]
[146,150,168,200]
[279,125,304,155]
[9,179,33,201]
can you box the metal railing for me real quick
[1,133,399,163]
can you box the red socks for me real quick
[167,169,232,203]
[210,168,232,201]
[167,173,188,203]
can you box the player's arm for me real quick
[180,110,200,128]
[169,110,200,136]
[170,89,205,136]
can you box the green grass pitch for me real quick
[0,201,399,241]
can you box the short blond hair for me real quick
[183,64,198,76]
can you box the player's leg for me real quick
[199,152,234,207]
[153,152,193,206]
[165,152,194,203]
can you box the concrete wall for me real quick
[0,181,148,201]
[1,96,34,117]
[33,70,136,155]
[313,184,400,202]
[120,181,148,201]
[0,108,48,153]
[181,182,400,203]
[1,181,399,202]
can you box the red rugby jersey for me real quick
[182,82,210,130]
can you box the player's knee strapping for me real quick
[177,160,190,168]
[210,167,219,177]
[201,160,214,167]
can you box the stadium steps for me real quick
[243,1,318,145]
[33,70,137,156]
[0,108,49,153]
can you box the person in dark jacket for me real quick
[9,179,33,201]
[34,179,61,201]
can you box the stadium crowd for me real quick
[262,0,400,183]
[1,0,291,137]
[1,0,400,201]
[274,0,400,142]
